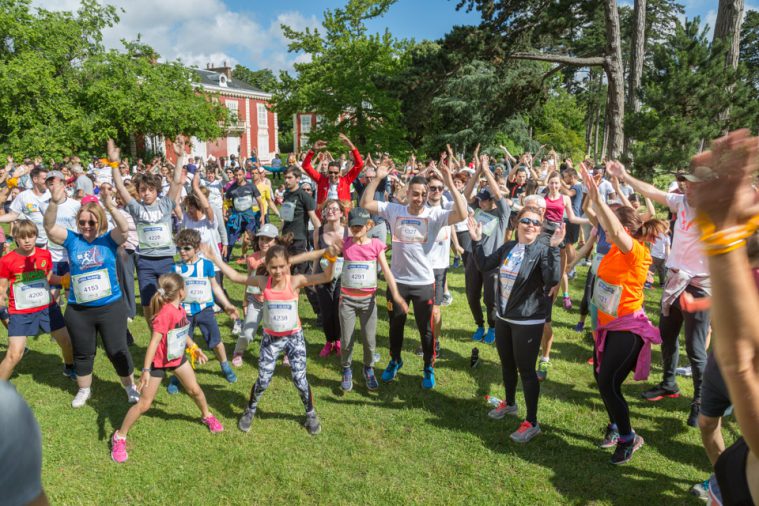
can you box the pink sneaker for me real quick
[110,432,128,463]
[318,342,332,358]
[201,414,224,433]
[231,353,243,368]
[562,296,573,310]
[333,340,341,355]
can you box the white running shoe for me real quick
[71,388,91,408]
[488,401,518,419]
[125,385,140,404]
[676,365,693,377]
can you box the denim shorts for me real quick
[8,304,66,337]
[136,255,175,306]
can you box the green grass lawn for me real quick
[4,255,731,505]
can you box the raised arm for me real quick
[582,166,633,253]
[192,170,213,224]
[479,154,503,201]
[339,134,363,183]
[109,139,134,206]
[606,161,667,206]
[359,162,389,214]
[167,136,186,202]
[43,185,68,245]
[440,163,466,225]
[101,187,128,246]
[301,141,326,183]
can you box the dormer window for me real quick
[218,74,228,87]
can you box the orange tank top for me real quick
[262,275,301,336]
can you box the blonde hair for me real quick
[77,203,108,235]
[149,273,185,321]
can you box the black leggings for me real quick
[465,255,497,328]
[594,331,643,436]
[388,282,435,367]
[65,300,134,377]
[495,319,544,425]
[316,280,341,343]
[580,270,594,318]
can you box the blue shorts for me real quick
[189,307,221,349]
[51,261,70,289]
[136,255,175,307]
[8,304,66,337]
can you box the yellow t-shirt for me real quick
[252,182,271,214]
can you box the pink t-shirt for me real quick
[341,237,386,297]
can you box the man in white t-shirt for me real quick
[607,161,710,427]
[360,161,467,390]
[0,166,51,246]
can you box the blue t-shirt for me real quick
[174,258,216,316]
[63,230,122,306]
[597,227,612,255]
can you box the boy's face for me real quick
[15,234,37,252]
[178,244,197,263]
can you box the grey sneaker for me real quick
[304,411,321,435]
[232,319,243,336]
[341,367,353,392]
[125,385,140,404]
[510,421,541,443]
[71,388,91,408]
[488,401,518,419]
[238,407,256,433]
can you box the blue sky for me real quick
[33,0,735,74]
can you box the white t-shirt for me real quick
[428,201,452,269]
[9,189,51,245]
[181,215,222,272]
[666,193,707,276]
[48,198,81,262]
[201,178,224,210]
[377,201,451,285]
[91,166,112,186]
[650,233,670,260]
[582,179,615,203]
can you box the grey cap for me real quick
[683,165,717,183]
[45,170,65,181]
[348,207,370,227]
[256,223,279,238]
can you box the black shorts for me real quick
[150,355,188,378]
[565,223,580,245]
[433,268,447,306]
[544,294,554,323]
[700,353,731,418]
[540,221,566,249]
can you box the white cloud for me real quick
[29,0,320,73]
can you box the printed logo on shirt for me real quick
[77,247,104,269]
[14,269,46,283]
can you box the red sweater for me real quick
[301,148,363,209]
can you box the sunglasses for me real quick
[328,171,340,175]
[428,186,444,192]
[519,217,542,227]
[179,246,194,252]
[78,220,97,227]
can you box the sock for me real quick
[618,432,635,443]
[540,357,550,363]
[114,431,126,441]
[64,363,74,369]
[563,292,569,298]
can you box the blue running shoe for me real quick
[483,327,495,344]
[341,367,353,392]
[221,362,237,384]
[422,366,436,389]
[167,375,180,395]
[364,367,379,391]
[573,321,585,332]
[472,326,485,342]
[381,359,403,383]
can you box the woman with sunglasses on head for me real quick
[581,165,667,465]
[44,175,139,409]
[469,207,563,443]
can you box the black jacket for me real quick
[473,238,561,322]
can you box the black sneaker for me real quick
[470,348,480,368]
[641,383,680,401]
[599,424,620,449]
[304,412,321,435]
[238,407,256,433]
[610,434,644,465]
[687,401,701,428]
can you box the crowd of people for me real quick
[1,129,758,505]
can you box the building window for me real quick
[300,114,312,134]
[257,103,268,129]
[226,101,239,123]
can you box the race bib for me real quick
[72,269,112,303]
[593,277,623,317]
[475,209,498,237]
[393,217,428,243]
[137,222,173,249]
[246,284,262,296]
[280,202,296,222]
[341,260,377,289]
[184,279,212,305]
[591,253,604,275]
[13,278,51,310]
[233,194,254,212]
[319,257,344,280]
[263,299,299,332]
[166,324,189,361]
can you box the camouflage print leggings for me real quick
[247,330,314,413]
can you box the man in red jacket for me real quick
[301,134,363,213]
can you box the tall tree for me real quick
[713,0,745,69]
[741,9,759,90]
[274,0,409,154]
[623,0,646,161]
[231,65,278,92]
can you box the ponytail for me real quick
[613,206,668,242]
[638,218,669,243]
[149,272,185,321]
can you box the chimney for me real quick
[209,60,232,79]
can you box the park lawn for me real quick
[4,253,730,505]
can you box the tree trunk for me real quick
[713,0,745,69]
[594,104,601,161]
[603,0,625,160]
[623,0,646,162]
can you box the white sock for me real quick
[78,387,91,394]
[540,357,550,363]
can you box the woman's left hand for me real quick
[549,223,566,248]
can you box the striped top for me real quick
[174,258,216,316]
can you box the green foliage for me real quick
[532,87,587,161]
[0,0,226,159]
[626,17,758,176]
[274,0,409,154]
[232,65,278,93]
[741,10,759,90]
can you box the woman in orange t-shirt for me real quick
[583,164,668,465]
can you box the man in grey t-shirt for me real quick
[72,164,94,196]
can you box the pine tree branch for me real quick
[510,52,605,66]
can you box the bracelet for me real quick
[108,161,119,168]
[322,252,337,263]
[141,367,150,373]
